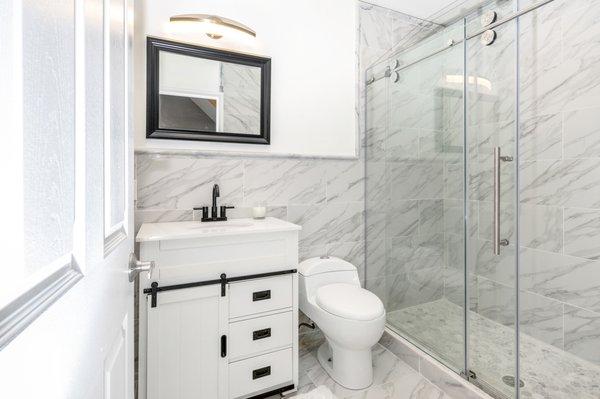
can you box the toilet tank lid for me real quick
[298,256,356,276]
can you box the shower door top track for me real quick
[388,0,555,75]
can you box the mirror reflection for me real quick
[158,51,262,136]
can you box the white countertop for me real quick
[136,217,301,242]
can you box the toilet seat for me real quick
[316,283,384,321]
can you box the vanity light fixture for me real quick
[169,14,256,40]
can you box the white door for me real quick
[0,0,136,398]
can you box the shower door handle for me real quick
[493,147,513,255]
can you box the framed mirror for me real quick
[146,37,271,144]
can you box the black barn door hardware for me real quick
[143,269,297,308]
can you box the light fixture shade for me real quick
[169,14,256,39]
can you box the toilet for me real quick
[298,256,386,390]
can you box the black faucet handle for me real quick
[219,205,235,220]
[193,206,209,220]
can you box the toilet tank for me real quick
[298,257,361,300]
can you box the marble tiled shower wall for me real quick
[364,22,462,314]
[365,0,600,373]
[517,0,600,367]
[359,2,442,312]
[357,2,440,134]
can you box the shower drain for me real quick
[502,375,525,388]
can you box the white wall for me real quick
[134,0,358,157]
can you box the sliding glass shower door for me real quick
[465,4,519,397]
[365,0,521,397]
[366,1,600,398]
[366,18,469,375]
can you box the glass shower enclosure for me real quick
[365,0,600,398]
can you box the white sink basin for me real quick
[136,217,301,242]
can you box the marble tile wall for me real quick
[135,154,365,274]
[514,0,600,369]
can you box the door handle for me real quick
[493,147,513,255]
[129,253,155,282]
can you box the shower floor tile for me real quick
[387,299,600,399]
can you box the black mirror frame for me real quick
[146,37,271,145]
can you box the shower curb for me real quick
[380,328,494,399]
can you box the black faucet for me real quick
[194,184,234,222]
[211,184,220,219]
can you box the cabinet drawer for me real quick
[229,311,293,361]
[228,348,293,399]
[229,275,293,318]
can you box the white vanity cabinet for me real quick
[136,218,301,399]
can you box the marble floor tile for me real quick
[296,343,452,399]
[345,373,451,399]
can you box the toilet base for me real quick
[317,341,373,390]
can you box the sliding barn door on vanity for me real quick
[146,285,229,399]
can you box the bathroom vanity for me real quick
[136,218,301,399]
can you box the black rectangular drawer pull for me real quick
[252,289,271,302]
[252,366,271,380]
[252,328,272,341]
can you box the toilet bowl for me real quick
[298,256,386,390]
